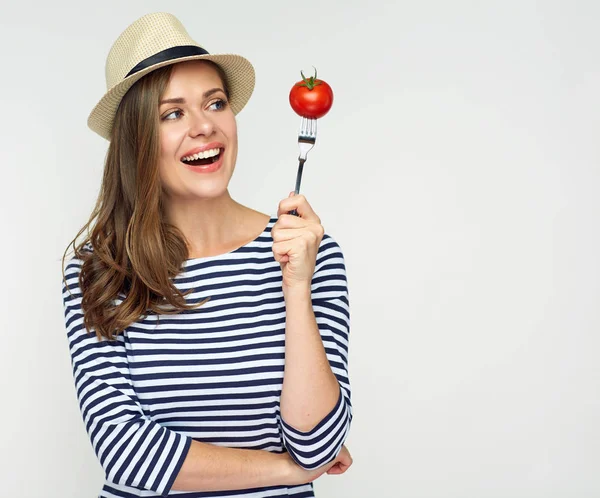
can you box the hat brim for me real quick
[87,53,255,140]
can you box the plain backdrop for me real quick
[1,0,599,497]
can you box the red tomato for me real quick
[289,68,334,119]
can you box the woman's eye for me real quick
[209,99,227,111]
[162,110,182,121]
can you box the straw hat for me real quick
[88,12,255,140]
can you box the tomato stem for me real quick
[300,67,321,90]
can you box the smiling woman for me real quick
[160,74,230,171]
[158,62,238,203]
[61,11,352,498]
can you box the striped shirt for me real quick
[62,217,352,498]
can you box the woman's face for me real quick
[158,60,237,204]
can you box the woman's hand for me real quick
[283,445,353,485]
[272,193,324,292]
[326,445,353,475]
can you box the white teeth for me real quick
[182,148,221,161]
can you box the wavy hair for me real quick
[63,61,229,340]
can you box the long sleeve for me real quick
[62,257,192,496]
[279,234,353,469]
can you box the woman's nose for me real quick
[188,110,214,137]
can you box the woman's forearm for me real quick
[172,440,292,492]
[280,284,341,432]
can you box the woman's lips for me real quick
[182,151,224,174]
[181,142,225,160]
[180,141,225,174]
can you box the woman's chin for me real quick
[180,184,231,202]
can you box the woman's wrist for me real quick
[277,451,299,486]
[282,282,312,302]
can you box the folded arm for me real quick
[279,236,353,469]
[63,258,312,495]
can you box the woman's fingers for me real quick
[272,238,313,262]
[272,193,325,287]
[337,446,353,467]
[325,446,353,475]
[326,463,349,475]
[277,193,321,223]
[272,216,324,240]
[274,213,304,228]
[272,239,295,263]
[271,227,321,245]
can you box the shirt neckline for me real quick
[182,215,276,266]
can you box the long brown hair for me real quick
[63,61,229,340]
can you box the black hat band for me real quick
[125,45,210,78]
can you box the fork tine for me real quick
[299,117,317,140]
[301,116,309,136]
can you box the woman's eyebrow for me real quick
[160,88,225,105]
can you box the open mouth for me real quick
[181,147,222,166]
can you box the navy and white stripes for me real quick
[62,217,352,497]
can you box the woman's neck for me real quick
[163,192,267,259]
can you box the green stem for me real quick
[299,68,321,90]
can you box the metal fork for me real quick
[289,117,317,216]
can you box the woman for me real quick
[62,12,352,498]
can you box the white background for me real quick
[1,0,599,497]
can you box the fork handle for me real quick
[289,158,306,216]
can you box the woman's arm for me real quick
[172,441,289,491]
[279,236,352,470]
[272,201,353,471]
[172,440,348,491]
[280,284,342,431]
